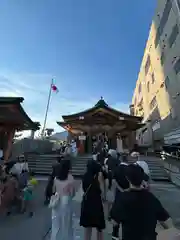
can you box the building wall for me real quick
[132,0,180,147]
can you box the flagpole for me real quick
[41,79,53,138]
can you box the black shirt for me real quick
[106,156,120,174]
[111,189,169,240]
[114,163,129,190]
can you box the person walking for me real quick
[111,164,173,240]
[0,148,3,164]
[131,151,150,190]
[80,160,106,240]
[44,156,63,205]
[50,158,76,240]
[111,154,129,240]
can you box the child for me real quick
[19,170,29,190]
[22,174,38,217]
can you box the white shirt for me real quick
[10,162,29,175]
[136,160,150,176]
[65,146,72,155]
[120,162,128,166]
[10,163,23,175]
[93,154,97,161]
[71,142,77,153]
[21,162,29,171]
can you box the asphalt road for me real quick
[1,180,180,240]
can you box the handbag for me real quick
[48,192,60,208]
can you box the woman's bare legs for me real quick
[107,202,112,220]
[84,228,92,240]
[97,230,104,240]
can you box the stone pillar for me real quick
[4,128,15,161]
[129,104,135,115]
[116,134,124,153]
[30,130,35,139]
[128,131,136,150]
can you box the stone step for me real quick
[27,154,169,181]
[28,161,53,166]
[27,155,89,176]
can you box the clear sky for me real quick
[0,0,156,135]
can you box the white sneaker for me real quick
[112,236,119,240]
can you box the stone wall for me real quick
[11,138,53,157]
[164,158,180,187]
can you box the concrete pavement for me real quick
[1,180,180,240]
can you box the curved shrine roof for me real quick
[62,98,142,122]
[0,97,40,130]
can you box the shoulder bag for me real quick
[48,179,60,208]
[83,174,97,199]
[48,192,60,208]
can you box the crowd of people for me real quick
[0,142,177,240]
[0,155,38,217]
[46,145,176,240]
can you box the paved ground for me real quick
[1,180,180,240]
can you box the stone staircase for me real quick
[128,156,170,181]
[27,154,57,175]
[71,155,91,177]
[27,154,170,181]
[27,154,91,177]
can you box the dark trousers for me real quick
[112,224,120,238]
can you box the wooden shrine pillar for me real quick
[87,131,92,154]
[4,127,15,161]
[79,132,85,154]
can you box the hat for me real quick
[131,151,140,158]
[108,149,117,158]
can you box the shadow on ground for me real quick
[1,181,180,240]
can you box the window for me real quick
[174,58,180,74]
[150,96,157,110]
[154,0,172,48]
[168,24,179,48]
[177,0,180,11]
[134,97,136,105]
[151,73,155,84]
[154,28,161,48]
[165,76,170,89]
[147,82,150,92]
[170,107,176,119]
[138,83,141,93]
[79,116,84,120]
[145,55,151,75]
[161,52,165,65]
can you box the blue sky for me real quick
[0,0,156,135]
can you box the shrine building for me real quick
[57,98,144,154]
[0,97,40,161]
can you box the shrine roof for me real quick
[62,98,142,122]
[0,97,40,130]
